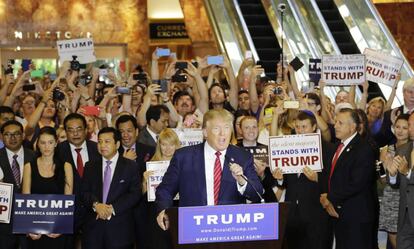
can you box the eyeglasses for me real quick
[3,132,23,138]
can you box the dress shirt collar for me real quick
[204,141,227,159]
[69,140,87,151]
[146,126,158,143]
[6,146,24,161]
[341,132,358,148]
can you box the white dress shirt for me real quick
[102,152,119,183]
[69,141,90,170]
[147,126,158,143]
[335,132,358,159]
[204,142,246,206]
[6,147,25,183]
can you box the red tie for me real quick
[214,151,222,205]
[75,148,84,177]
[329,143,344,191]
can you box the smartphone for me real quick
[160,79,168,93]
[245,50,253,59]
[133,73,146,81]
[289,56,304,71]
[22,59,32,71]
[171,74,187,83]
[83,106,100,116]
[207,55,224,65]
[156,48,171,57]
[283,100,300,109]
[30,69,44,78]
[116,86,131,94]
[175,62,188,70]
[22,84,36,91]
[191,61,199,68]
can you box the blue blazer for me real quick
[156,143,263,213]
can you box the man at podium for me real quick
[155,109,263,230]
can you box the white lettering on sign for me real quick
[15,199,74,209]
[193,213,265,225]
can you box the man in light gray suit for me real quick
[387,113,414,249]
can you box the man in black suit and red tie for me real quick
[320,108,376,249]
[81,127,141,249]
[0,120,35,249]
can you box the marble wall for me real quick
[0,0,217,68]
[375,2,414,66]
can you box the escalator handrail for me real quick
[309,0,341,55]
[363,0,414,78]
[232,0,260,62]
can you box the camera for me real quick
[53,88,65,101]
[172,73,187,83]
[278,3,286,12]
[273,86,283,95]
[79,73,92,86]
[133,73,148,85]
[70,55,81,71]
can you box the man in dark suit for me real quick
[386,113,414,249]
[137,105,169,148]
[0,120,35,249]
[273,111,334,249]
[320,108,376,249]
[377,78,414,147]
[115,114,155,249]
[155,109,263,230]
[55,113,99,248]
[81,127,141,249]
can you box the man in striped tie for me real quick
[156,109,263,230]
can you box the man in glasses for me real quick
[0,120,35,249]
[0,106,16,149]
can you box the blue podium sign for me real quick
[178,203,278,244]
[13,194,75,234]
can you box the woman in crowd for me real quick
[22,126,73,249]
[379,114,410,249]
[85,115,99,142]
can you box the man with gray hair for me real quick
[378,78,414,147]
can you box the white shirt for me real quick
[69,141,89,170]
[5,147,25,183]
[146,126,158,144]
[204,142,246,206]
[335,132,358,159]
[102,152,119,183]
[403,105,414,114]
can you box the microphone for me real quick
[226,156,265,203]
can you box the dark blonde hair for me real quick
[202,109,234,129]
[151,128,181,161]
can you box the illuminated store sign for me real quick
[13,31,92,40]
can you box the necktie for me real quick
[11,154,20,187]
[329,143,344,191]
[102,161,112,204]
[75,148,84,177]
[213,151,222,205]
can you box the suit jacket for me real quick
[376,105,403,147]
[0,147,35,234]
[118,141,155,178]
[156,143,264,213]
[137,127,157,148]
[391,142,414,229]
[322,134,376,223]
[279,141,335,223]
[81,156,141,247]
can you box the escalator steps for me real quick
[248,25,274,37]
[239,4,266,15]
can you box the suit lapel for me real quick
[195,144,207,205]
[107,157,125,203]
[332,135,359,176]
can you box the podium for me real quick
[165,202,289,249]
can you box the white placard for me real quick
[172,128,203,147]
[57,38,96,64]
[322,54,365,85]
[146,161,179,202]
[0,182,14,223]
[269,133,323,174]
[364,48,403,86]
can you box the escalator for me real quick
[237,0,282,79]
[316,0,383,98]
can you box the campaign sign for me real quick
[322,54,365,85]
[147,161,170,202]
[269,133,323,174]
[57,38,96,64]
[178,203,278,244]
[309,58,322,85]
[172,128,203,147]
[13,194,75,234]
[0,183,13,223]
[364,48,403,86]
[243,145,269,167]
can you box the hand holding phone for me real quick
[207,55,224,65]
[82,106,100,116]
